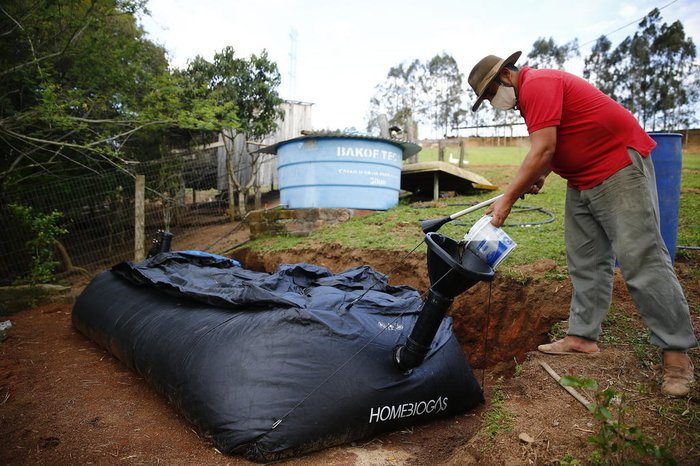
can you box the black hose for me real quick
[450,204,556,228]
[503,206,556,227]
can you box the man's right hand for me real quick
[528,174,547,194]
[485,197,513,228]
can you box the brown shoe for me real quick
[662,360,694,397]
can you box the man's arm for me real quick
[486,126,556,227]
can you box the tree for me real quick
[367,59,425,138]
[582,8,699,130]
[527,37,580,70]
[181,47,283,217]
[0,0,177,187]
[368,53,465,138]
[422,53,466,137]
[583,36,618,97]
[618,12,658,128]
[648,18,698,129]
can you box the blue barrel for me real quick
[277,137,405,210]
[648,132,682,263]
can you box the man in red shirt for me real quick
[468,51,696,397]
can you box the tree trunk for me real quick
[238,190,247,217]
[254,187,262,210]
[54,240,90,277]
[378,114,390,138]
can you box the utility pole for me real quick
[288,28,298,97]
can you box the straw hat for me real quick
[468,51,522,111]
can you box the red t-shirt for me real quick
[518,67,656,190]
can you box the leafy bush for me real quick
[559,375,677,465]
[9,204,67,284]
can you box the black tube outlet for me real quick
[393,232,495,372]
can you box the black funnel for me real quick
[425,232,495,297]
[393,232,495,372]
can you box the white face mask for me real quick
[490,84,517,110]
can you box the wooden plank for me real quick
[538,360,593,410]
[401,161,498,190]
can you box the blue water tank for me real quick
[273,136,419,210]
[648,132,682,263]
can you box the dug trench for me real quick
[231,245,572,373]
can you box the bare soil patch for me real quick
[1,222,699,465]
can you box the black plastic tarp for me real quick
[72,251,484,462]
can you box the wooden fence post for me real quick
[134,175,145,261]
[433,172,439,201]
[226,149,236,221]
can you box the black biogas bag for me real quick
[72,251,483,462]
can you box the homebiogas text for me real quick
[336,146,400,162]
[368,396,449,424]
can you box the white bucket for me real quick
[463,215,517,269]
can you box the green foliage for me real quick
[548,321,568,341]
[584,35,617,97]
[656,400,700,449]
[181,47,283,141]
[368,53,464,136]
[423,53,466,136]
[0,0,173,184]
[559,376,677,465]
[450,9,698,133]
[583,8,698,131]
[544,266,569,281]
[246,234,307,252]
[179,46,283,208]
[9,204,67,284]
[555,453,582,465]
[599,304,655,366]
[0,0,283,193]
[484,389,515,438]
[513,357,523,377]
[367,59,424,135]
[527,37,580,69]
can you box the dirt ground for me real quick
[1,221,699,465]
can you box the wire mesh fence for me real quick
[0,149,242,286]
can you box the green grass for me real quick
[683,151,700,170]
[246,145,700,273]
[678,151,700,247]
[657,400,700,447]
[600,303,656,365]
[484,388,515,439]
[418,144,530,165]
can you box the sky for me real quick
[139,0,700,137]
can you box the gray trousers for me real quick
[564,148,697,351]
